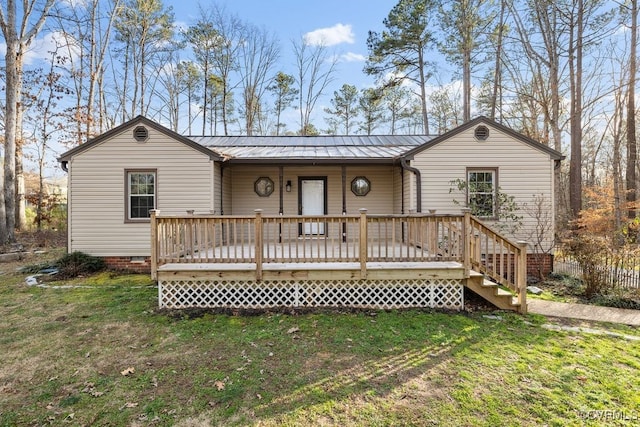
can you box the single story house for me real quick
[58,115,563,313]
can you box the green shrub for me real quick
[55,251,105,278]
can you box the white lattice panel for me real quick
[159,278,463,310]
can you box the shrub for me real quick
[562,233,610,298]
[55,251,105,278]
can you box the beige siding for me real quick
[403,165,417,213]
[221,166,233,215]
[68,124,214,257]
[393,167,403,214]
[213,161,222,214]
[411,122,556,247]
[227,165,398,216]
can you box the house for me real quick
[58,116,563,313]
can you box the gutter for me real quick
[60,160,68,173]
[400,157,421,213]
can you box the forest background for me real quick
[0,0,637,254]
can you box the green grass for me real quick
[1,257,639,426]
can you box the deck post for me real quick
[255,209,264,281]
[150,209,160,281]
[359,208,368,278]
[517,241,528,314]
[462,208,471,278]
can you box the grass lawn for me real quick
[1,254,639,426]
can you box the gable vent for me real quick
[474,125,489,141]
[133,126,149,142]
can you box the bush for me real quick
[55,251,105,278]
[562,234,610,298]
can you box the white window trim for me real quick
[466,168,498,219]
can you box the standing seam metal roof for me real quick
[189,135,434,160]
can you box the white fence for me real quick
[554,255,640,289]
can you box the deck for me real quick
[151,210,528,313]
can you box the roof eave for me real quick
[223,157,398,165]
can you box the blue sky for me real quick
[167,0,402,113]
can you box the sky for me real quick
[17,0,405,124]
[165,0,403,125]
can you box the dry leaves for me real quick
[214,380,226,391]
[120,367,135,376]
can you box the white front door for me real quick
[300,178,325,235]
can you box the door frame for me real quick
[298,176,328,235]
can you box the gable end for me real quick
[58,116,222,164]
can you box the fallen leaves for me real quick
[120,367,135,376]
[82,382,105,398]
[214,380,226,391]
[120,402,138,410]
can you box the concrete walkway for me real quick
[528,299,640,326]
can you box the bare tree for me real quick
[113,0,174,119]
[292,38,337,135]
[429,84,463,133]
[0,0,55,242]
[626,0,638,220]
[206,4,243,136]
[236,23,279,135]
[52,0,121,144]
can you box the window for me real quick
[254,177,274,197]
[467,169,496,218]
[351,176,370,196]
[126,170,156,221]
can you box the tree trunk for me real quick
[627,0,638,220]
[463,49,471,122]
[568,1,584,218]
[489,0,505,120]
[417,47,430,134]
[4,37,19,242]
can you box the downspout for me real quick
[400,157,421,213]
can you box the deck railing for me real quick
[150,209,527,309]
[468,214,527,310]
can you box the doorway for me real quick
[299,177,327,235]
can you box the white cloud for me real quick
[0,31,82,66]
[304,23,354,46]
[340,52,365,62]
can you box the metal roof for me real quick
[190,135,434,163]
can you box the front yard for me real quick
[1,252,639,426]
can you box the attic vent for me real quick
[474,125,489,141]
[133,126,149,142]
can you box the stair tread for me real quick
[495,288,513,297]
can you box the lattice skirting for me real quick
[158,278,464,310]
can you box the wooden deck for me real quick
[151,210,528,313]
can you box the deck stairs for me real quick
[465,271,523,312]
